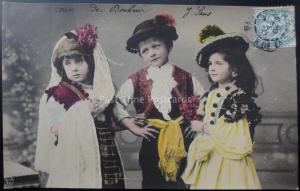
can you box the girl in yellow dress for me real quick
[181,25,262,189]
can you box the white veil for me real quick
[34,28,114,188]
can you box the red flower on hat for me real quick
[154,12,176,27]
[75,23,98,51]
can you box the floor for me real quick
[124,170,298,189]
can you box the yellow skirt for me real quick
[183,149,260,189]
[181,117,261,189]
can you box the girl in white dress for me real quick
[34,23,124,188]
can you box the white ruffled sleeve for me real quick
[113,79,134,122]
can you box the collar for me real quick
[77,81,93,90]
[216,81,237,93]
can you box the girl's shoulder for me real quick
[224,88,249,103]
[200,84,217,99]
[220,87,262,127]
[223,87,255,107]
[45,81,88,110]
[45,85,72,110]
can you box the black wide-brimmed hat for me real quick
[196,25,249,69]
[126,13,178,53]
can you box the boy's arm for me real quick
[113,79,134,122]
[192,76,205,97]
[113,79,159,140]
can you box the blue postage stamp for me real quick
[253,8,295,51]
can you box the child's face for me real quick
[62,54,89,83]
[208,52,233,85]
[138,37,170,68]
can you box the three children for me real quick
[35,17,262,189]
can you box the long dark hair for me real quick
[54,53,95,85]
[199,46,259,98]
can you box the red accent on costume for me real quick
[75,23,98,51]
[129,65,194,120]
[154,13,176,27]
[45,80,89,111]
[134,27,156,35]
[46,80,115,126]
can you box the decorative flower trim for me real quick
[198,87,260,141]
[75,23,98,52]
[154,13,176,27]
[199,24,225,44]
[179,95,201,120]
[219,88,262,129]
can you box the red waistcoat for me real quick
[129,65,194,120]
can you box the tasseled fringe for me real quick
[158,146,186,182]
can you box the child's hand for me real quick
[86,98,98,112]
[121,118,159,142]
[133,113,146,127]
[51,123,62,135]
[133,124,160,142]
[184,120,203,138]
[202,123,210,135]
[191,120,203,132]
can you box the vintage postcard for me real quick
[2,0,298,189]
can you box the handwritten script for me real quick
[90,4,104,12]
[109,4,146,13]
[182,6,212,18]
[88,4,147,14]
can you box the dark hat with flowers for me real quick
[126,13,178,53]
[196,25,249,69]
[52,23,98,66]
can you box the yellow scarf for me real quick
[147,116,186,182]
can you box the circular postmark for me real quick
[4,177,15,187]
[252,9,295,51]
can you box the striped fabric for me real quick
[95,120,125,189]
